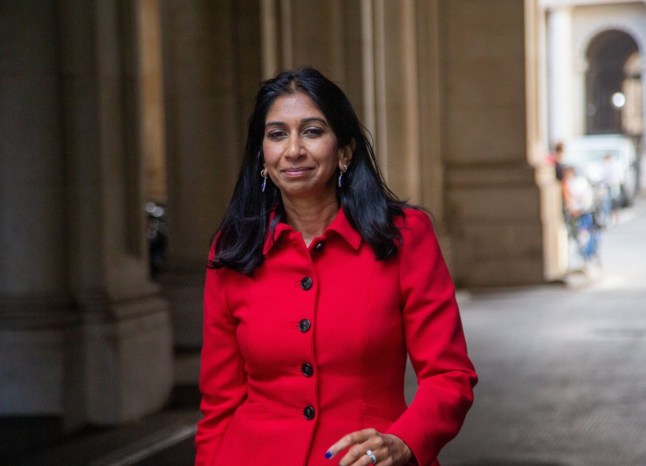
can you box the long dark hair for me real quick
[211,67,406,274]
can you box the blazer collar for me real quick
[262,208,362,255]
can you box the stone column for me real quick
[641,62,646,164]
[59,0,173,425]
[139,0,168,203]
[440,0,546,286]
[0,0,76,422]
[262,0,430,205]
[571,57,589,138]
[160,0,261,349]
[260,0,362,96]
[1,0,173,428]
[531,0,568,281]
[546,5,574,144]
[364,0,422,203]
[261,0,452,265]
[414,0,448,224]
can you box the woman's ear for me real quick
[339,139,355,169]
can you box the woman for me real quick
[196,67,477,466]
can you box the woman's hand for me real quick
[325,428,414,465]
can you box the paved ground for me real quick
[440,194,646,466]
[14,194,646,466]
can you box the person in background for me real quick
[548,141,566,182]
[601,153,621,225]
[562,165,598,261]
[195,67,477,466]
[562,165,594,218]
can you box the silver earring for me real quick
[260,169,268,192]
[338,165,348,188]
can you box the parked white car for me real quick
[563,134,639,207]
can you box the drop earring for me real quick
[338,164,348,188]
[260,169,268,192]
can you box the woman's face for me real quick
[262,92,351,204]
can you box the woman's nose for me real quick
[286,135,304,158]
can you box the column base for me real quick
[85,296,174,425]
[160,266,204,349]
[446,164,548,287]
[0,293,174,427]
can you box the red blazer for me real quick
[196,208,477,466]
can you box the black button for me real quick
[300,276,313,290]
[303,405,315,420]
[301,363,314,377]
[298,319,311,333]
[314,241,325,252]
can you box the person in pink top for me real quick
[196,67,477,466]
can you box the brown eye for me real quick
[266,130,286,140]
[303,127,323,138]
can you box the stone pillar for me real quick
[571,57,589,138]
[414,0,448,223]
[260,0,363,100]
[259,0,457,265]
[546,5,574,144]
[261,0,432,206]
[59,0,173,425]
[0,0,75,421]
[160,0,262,349]
[641,62,646,164]
[531,0,568,280]
[139,0,168,203]
[363,0,422,203]
[1,0,173,427]
[440,0,546,286]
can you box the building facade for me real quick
[543,0,645,146]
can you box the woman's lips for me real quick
[282,167,313,177]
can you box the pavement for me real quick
[441,193,646,466]
[12,194,646,466]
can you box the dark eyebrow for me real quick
[301,117,329,127]
[265,117,329,128]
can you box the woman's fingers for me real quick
[326,428,398,465]
[325,428,375,459]
[341,438,386,466]
[326,430,413,466]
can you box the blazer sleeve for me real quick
[386,209,477,465]
[194,255,247,466]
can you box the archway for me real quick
[585,29,642,139]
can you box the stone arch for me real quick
[575,21,645,61]
[584,29,640,134]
